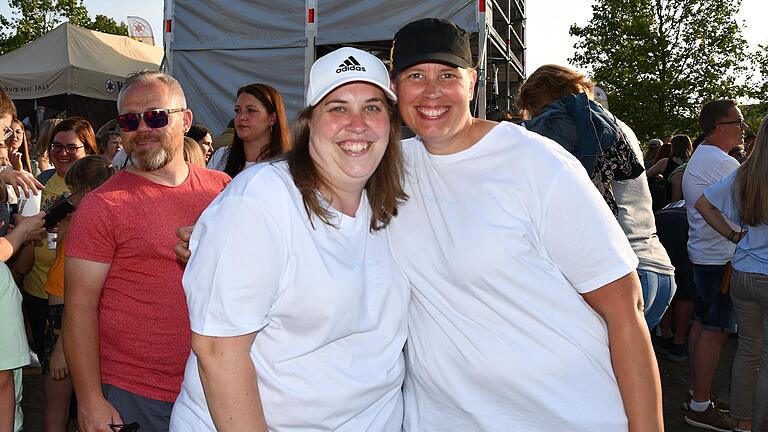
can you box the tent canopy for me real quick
[0,22,163,101]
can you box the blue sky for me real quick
[2,0,766,75]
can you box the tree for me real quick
[570,0,751,141]
[0,0,127,55]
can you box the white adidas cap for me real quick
[306,47,397,106]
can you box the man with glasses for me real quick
[62,71,230,432]
[681,99,744,431]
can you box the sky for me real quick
[1,0,766,76]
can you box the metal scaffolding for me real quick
[475,0,526,119]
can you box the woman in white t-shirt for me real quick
[386,18,662,431]
[170,47,408,431]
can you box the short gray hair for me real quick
[117,70,187,111]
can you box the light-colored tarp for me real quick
[316,1,476,44]
[172,0,306,50]
[173,47,306,130]
[168,0,479,131]
[0,22,163,101]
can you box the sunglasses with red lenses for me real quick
[116,108,185,132]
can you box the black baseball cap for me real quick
[390,18,473,75]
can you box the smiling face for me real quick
[234,92,275,143]
[394,62,477,154]
[50,130,87,176]
[119,80,190,172]
[309,82,391,198]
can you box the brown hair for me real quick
[64,155,116,197]
[653,143,672,164]
[700,99,738,136]
[35,118,62,163]
[0,89,16,118]
[50,117,98,155]
[517,64,595,118]
[10,118,33,172]
[183,136,207,168]
[96,119,121,154]
[669,135,692,161]
[286,101,407,232]
[225,83,291,177]
[735,115,768,225]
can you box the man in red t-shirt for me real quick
[62,71,230,432]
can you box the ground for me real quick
[21,336,737,431]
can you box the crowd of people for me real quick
[0,16,765,432]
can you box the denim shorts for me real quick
[692,263,736,332]
[638,269,676,330]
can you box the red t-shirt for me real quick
[66,164,230,402]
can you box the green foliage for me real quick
[0,0,128,55]
[570,0,752,141]
[750,44,768,105]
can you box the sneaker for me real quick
[666,343,688,362]
[683,392,730,413]
[684,403,736,432]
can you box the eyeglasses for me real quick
[1,123,12,141]
[109,423,140,432]
[116,108,185,132]
[717,118,747,128]
[50,142,85,154]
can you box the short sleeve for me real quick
[704,171,741,226]
[184,191,287,337]
[65,195,117,263]
[538,159,638,293]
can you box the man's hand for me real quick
[11,212,46,243]
[77,397,122,432]
[1,169,44,198]
[175,225,194,264]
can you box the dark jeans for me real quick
[102,384,175,432]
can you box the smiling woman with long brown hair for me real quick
[171,47,408,432]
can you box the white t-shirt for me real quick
[170,161,408,432]
[207,146,257,173]
[682,144,740,264]
[389,122,638,431]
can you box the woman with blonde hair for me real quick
[696,115,768,432]
[182,136,207,168]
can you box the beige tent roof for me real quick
[0,22,163,101]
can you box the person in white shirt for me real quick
[388,18,662,431]
[169,47,409,432]
[681,99,744,431]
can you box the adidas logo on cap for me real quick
[336,56,367,73]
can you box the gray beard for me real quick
[131,146,174,172]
